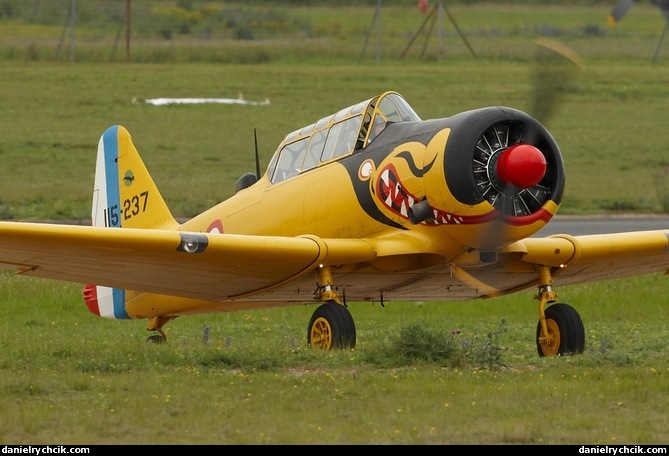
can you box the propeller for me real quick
[468,36,584,252]
[530,36,584,126]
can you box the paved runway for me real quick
[534,214,669,237]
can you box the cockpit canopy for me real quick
[265,91,421,184]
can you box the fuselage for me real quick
[182,92,563,265]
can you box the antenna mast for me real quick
[254,128,261,179]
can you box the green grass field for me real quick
[1,274,668,444]
[0,1,668,445]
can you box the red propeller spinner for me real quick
[496,144,547,189]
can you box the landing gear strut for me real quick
[306,265,356,350]
[535,265,585,356]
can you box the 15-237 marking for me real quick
[103,191,149,227]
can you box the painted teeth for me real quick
[381,169,391,186]
[379,165,463,225]
[400,200,408,217]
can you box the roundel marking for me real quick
[207,219,224,234]
[123,170,135,187]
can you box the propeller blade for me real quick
[531,36,584,127]
[469,37,582,253]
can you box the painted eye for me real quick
[359,159,375,179]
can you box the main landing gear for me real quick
[307,265,356,350]
[535,265,585,356]
[144,265,584,357]
[306,265,585,357]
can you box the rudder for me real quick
[91,125,178,230]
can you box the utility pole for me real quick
[359,0,382,64]
[55,0,76,62]
[125,0,131,61]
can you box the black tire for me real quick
[307,301,356,350]
[536,303,585,357]
[146,334,166,344]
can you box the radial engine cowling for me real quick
[425,106,565,251]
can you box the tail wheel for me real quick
[536,303,585,357]
[307,301,356,350]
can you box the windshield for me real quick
[266,91,421,184]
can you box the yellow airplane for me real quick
[0,90,667,357]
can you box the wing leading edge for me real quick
[0,222,376,304]
[0,221,666,312]
[508,230,669,286]
[321,229,669,303]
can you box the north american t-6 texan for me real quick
[0,90,667,357]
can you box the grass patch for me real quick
[2,275,669,443]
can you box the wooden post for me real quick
[125,0,131,61]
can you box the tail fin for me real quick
[91,125,178,229]
[86,125,178,320]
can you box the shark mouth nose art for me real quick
[376,164,463,226]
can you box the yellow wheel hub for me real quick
[539,318,561,356]
[310,317,333,350]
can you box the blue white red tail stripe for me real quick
[101,125,122,227]
[85,125,129,320]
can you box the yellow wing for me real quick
[506,231,669,286]
[435,230,669,300]
[0,221,666,310]
[0,221,375,302]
